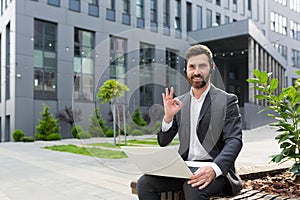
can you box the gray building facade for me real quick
[0,0,299,141]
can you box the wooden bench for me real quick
[130,180,290,200]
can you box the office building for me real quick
[0,0,299,141]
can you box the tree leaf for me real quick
[253,69,261,78]
[247,78,260,83]
[255,94,267,100]
[269,78,278,93]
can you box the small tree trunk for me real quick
[117,104,121,146]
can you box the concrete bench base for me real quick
[130,181,291,200]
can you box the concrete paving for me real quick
[0,125,293,200]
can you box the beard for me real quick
[187,74,209,89]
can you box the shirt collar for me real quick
[189,83,211,101]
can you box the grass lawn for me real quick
[43,144,127,159]
[87,137,180,148]
[43,138,180,159]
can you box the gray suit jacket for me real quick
[158,85,243,195]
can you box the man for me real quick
[137,44,243,200]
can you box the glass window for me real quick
[48,0,60,6]
[291,49,300,68]
[123,0,130,14]
[225,16,230,24]
[248,0,251,11]
[107,0,115,10]
[166,49,179,89]
[69,0,80,12]
[290,20,300,40]
[216,12,221,26]
[174,0,181,30]
[110,36,127,79]
[34,19,57,99]
[136,0,144,18]
[186,2,192,31]
[140,43,155,106]
[197,5,202,29]
[270,11,287,35]
[74,28,95,101]
[232,0,237,12]
[216,0,221,6]
[163,0,170,28]
[88,0,99,16]
[206,9,212,28]
[150,0,157,23]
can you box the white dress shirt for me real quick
[162,84,222,177]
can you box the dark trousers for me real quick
[137,174,227,200]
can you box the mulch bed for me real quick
[242,170,300,199]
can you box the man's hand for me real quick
[187,166,216,190]
[162,87,182,123]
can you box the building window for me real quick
[206,9,212,28]
[140,43,155,106]
[106,0,115,21]
[136,0,144,28]
[186,2,192,32]
[166,49,179,89]
[215,12,221,26]
[74,28,95,101]
[163,0,170,28]
[197,5,202,30]
[122,0,130,25]
[290,0,300,13]
[291,49,300,68]
[69,0,80,12]
[5,23,10,100]
[110,36,127,79]
[232,0,237,12]
[48,0,60,6]
[248,0,251,11]
[224,0,229,9]
[290,20,300,41]
[216,0,221,6]
[150,0,157,31]
[270,11,287,35]
[272,42,287,60]
[88,0,99,17]
[34,19,57,99]
[225,16,230,24]
[174,0,181,30]
[275,0,287,6]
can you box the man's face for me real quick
[186,54,211,89]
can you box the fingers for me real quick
[187,167,215,190]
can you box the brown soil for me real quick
[242,170,300,198]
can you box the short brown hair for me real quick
[185,44,214,67]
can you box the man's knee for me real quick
[183,182,210,200]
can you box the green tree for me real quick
[97,79,129,145]
[36,104,61,141]
[88,106,105,137]
[247,69,300,182]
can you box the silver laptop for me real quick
[122,146,193,179]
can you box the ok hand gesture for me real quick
[162,87,182,123]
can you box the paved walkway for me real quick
[0,125,293,200]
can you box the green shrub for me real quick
[104,128,114,137]
[141,126,154,135]
[22,136,35,142]
[71,125,84,138]
[132,108,147,126]
[46,133,62,141]
[77,131,91,139]
[87,106,105,137]
[131,129,143,136]
[12,129,25,142]
[36,104,60,140]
